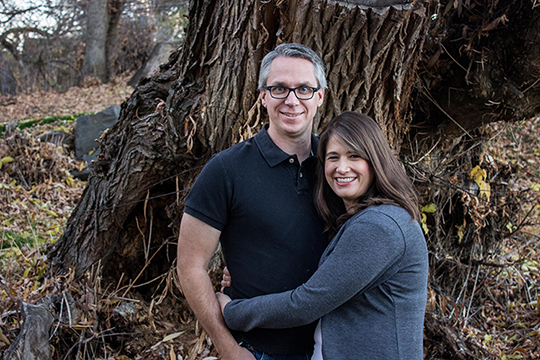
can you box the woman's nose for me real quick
[336,160,350,173]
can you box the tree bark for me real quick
[414,1,540,140]
[83,0,110,82]
[3,303,54,360]
[50,0,433,281]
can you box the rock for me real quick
[128,42,180,87]
[73,105,120,160]
[112,301,139,325]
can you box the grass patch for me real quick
[0,113,89,137]
[0,229,47,252]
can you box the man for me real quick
[177,43,327,360]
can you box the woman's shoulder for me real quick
[351,205,422,236]
[355,204,411,222]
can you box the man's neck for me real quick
[268,129,312,164]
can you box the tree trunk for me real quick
[414,1,540,139]
[83,0,110,82]
[50,0,433,281]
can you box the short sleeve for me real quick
[184,153,232,231]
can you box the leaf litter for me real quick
[0,77,220,359]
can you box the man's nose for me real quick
[284,89,300,105]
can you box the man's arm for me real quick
[177,213,255,360]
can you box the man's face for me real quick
[261,56,325,142]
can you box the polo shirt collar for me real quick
[254,124,319,167]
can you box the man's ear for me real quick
[260,89,267,108]
[316,88,325,107]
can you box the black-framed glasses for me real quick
[263,85,320,100]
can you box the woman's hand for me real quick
[220,266,232,293]
[216,292,232,314]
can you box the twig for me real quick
[63,291,73,327]
[408,137,442,165]
[84,286,140,302]
[464,265,481,327]
[132,272,167,288]
[50,294,64,340]
[440,43,468,72]
[61,328,131,360]
[146,209,153,262]
[470,259,506,268]
[452,264,471,318]
[135,217,146,261]
[502,233,540,260]
[513,265,532,304]
[121,238,172,298]
[507,200,540,237]
[522,76,540,94]
[176,176,180,206]
[418,80,473,139]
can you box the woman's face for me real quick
[324,136,374,212]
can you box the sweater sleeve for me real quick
[223,211,406,331]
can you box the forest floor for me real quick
[0,77,539,359]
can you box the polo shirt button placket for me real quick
[289,158,295,164]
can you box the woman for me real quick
[216,111,428,359]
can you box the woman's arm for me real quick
[223,211,406,331]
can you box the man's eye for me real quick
[297,86,310,94]
[273,86,286,93]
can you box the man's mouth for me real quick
[281,111,303,117]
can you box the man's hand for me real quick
[221,345,257,360]
[216,292,232,314]
[220,266,232,293]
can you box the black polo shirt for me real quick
[184,125,326,354]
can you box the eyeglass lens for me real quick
[269,86,316,100]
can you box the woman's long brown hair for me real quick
[315,111,420,238]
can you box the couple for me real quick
[177,43,428,360]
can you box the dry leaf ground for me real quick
[0,79,539,359]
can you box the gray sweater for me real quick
[224,205,428,359]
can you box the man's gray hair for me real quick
[258,43,327,90]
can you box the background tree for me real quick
[0,0,79,93]
[83,0,113,82]
[0,0,188,94]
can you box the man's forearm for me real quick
[176,214,254,360]
[179,267,241,357]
